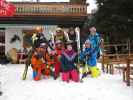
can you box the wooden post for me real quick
[123,67,126,82]
[128,39,131,56]
[106,64,109,73]
[126,58,130,86]
[110,64,114,74]
[102,55,105,72]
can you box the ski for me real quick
[22,50,33,80]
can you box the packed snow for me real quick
[0,64,133,100]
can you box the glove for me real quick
[51,51,56,55]
[57,55,61,61]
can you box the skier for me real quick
[51,40,64,80]
[60,42,79,83]
[31,43,53,81]
[54,28,67,44]
[66,27,78,52]
[87,26,101,59]
[22,27,54,80]
[32,27,54,50]
[79,40,100,81]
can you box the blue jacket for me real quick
[87,33,100,55]
[79,48,97,66]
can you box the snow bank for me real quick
[0,64,133,100]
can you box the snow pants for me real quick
[62,69,79,82]
[54,62,61,78]
[32,64,50,81]
[90,66,100,78]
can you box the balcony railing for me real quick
[12,2,88,16]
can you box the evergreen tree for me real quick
[89,0,133,39]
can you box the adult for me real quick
[54,27,67,44]
[66,27,78,52]
[32,26,53,50]
[87,26,101,59]
[22,26,53,80]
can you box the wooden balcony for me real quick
[0,2,89,26]
[14,2,88,16]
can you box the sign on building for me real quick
[0,0,16,16]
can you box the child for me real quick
[60,42,79,82]
[51,40,64,79]
[79,40,100,80]
[31,43,52,81]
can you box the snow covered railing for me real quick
[13,2,88,16]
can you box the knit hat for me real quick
[65,41,73,46]
[85,39,91,44]
[55,40,62,44]
[56,27,62,32]
[39,43,47,48]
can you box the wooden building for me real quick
[0,0,89,59]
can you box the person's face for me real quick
[36,27,43,33]
[56,43,62,48]
[70,30,75,35]
[85,43,91,48]
[67,45,72,51]
[56,31,62,35]
[89,27,96,35]
[38,47,47,53]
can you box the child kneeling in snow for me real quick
[60,42,79,83]
[79,40,100,80]
[31,43,52,81]
[51,40,64,80]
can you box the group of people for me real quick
[30,26,101,82]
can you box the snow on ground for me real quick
[0,64,133,100]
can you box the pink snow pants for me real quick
[62,69,79,82]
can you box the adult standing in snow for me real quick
[32,27,54,50]
[54,28,67,45]
[65,27,78,52]
[87,26,101,59]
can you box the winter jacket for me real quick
[33,33,53,50]
[87,33,100,55]
[54,34,67,43]
[79,48,97,66]
[61,51,78,72]
[31,51,52,70]
[54,48,63,62]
